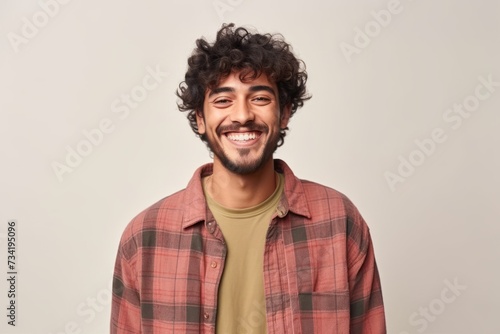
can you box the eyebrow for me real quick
[208,85,276,97]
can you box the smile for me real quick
[226,132,260,142]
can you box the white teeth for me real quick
[227,133,257,141]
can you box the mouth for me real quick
[218,123,268,147]
[225,131,261,143]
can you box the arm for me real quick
[345,199,386,333]
[111,238,141,333]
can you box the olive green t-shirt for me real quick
[204,173,284,334]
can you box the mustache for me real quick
[217,122,268,135]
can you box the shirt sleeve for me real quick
[345,198,387,333]
[111,236,142,333]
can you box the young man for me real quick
[111,24,386,333]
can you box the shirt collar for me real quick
[181,159,311,229]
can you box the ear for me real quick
[195,110,206,134]
[280,104,292,129]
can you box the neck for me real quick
[205,158,277,209]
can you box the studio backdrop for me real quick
[1,0,499,333]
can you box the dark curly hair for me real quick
[176,23,310,147]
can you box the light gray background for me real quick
[1,0,499,333]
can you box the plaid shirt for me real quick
[111,160,386,333]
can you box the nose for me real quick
[229,99,255,124]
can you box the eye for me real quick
[252,96,272,104]
[213,98,232,105]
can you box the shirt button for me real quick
[276,205,287,217]
[210,261,217,268]
[203,312,209,320]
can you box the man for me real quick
[111,24,386,333]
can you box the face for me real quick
[196,71,290,175]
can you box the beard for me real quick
[204,122,280,175]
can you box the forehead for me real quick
[207,70,277,93]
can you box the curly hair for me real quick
[176,23,310,147]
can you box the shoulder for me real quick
[300,179,348,205]
[124,188,187,234]
[306,180,362,218]
[277,159,366,226]
[118,163,211,245]
[117,188,189,256]
[299,179,372,258]
[292,176,364,224]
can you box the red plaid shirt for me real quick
[111,160,386,333]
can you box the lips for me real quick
[218,124,268,145]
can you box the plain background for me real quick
[1,0,499,333]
